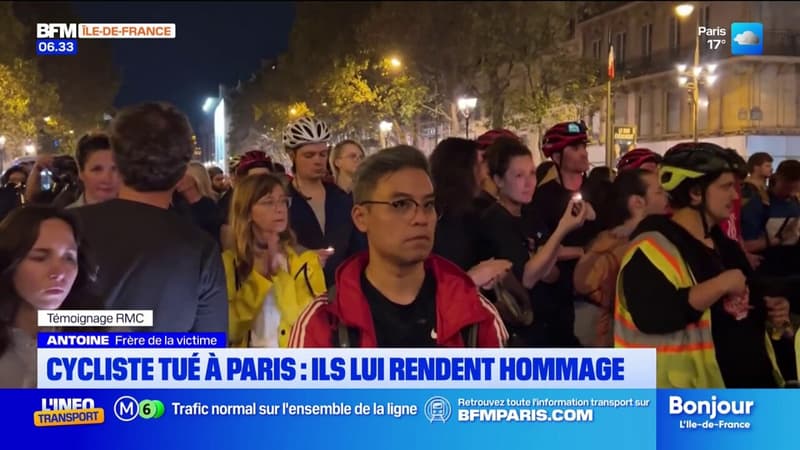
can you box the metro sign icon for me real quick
[37,23,78,39]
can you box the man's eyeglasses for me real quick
[359,198,439,220]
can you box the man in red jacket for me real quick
[290,145,508,348]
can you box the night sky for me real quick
[72,1,294,129]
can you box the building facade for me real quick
[576,1,800,165]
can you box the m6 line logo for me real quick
[113,396,166,422]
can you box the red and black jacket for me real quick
[289,252,508,348]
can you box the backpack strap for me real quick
[327,284,480,348]
[325,285,360,348]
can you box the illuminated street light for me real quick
[675,4,694,17]
[675,3,705,142]
[25,144,35,155]
[289,107,298,116]
[202,97,215,113]
[457,97,478,139]
[389,57,402,68]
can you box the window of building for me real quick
[592,39,601,60]
[638,93,653,136]
[614,95,627,125]
[666,91,682,133]
[641,24,652,59]
[669,17,680,52]
[615,32,627,65]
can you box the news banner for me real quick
[0,312,795,449]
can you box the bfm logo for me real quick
[34,397,104,427]
[37,23,78,39]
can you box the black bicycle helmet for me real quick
[660,142,747,237]
[660,142,746,192]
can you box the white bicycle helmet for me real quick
[282,117,331,150]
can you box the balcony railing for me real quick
[587,31,800,81]
[762,30,800,56]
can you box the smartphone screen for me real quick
[40,169,53,191]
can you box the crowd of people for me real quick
[0,101,798,389]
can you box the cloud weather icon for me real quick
[734,31,760,45]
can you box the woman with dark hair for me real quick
[429,138,511,287]
[480,137,588,347]
[66,133,120,208]
[573,169,668,347]
[0,205,96,387]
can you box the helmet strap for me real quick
[690,192,713,239]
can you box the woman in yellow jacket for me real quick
[225,173,328,347]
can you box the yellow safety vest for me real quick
[615,230,784,388]
[615,231,725,388]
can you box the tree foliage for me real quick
[0,59,73,159]
[12,2,120,134]
[232,1,610,147]
[504,2,603,130]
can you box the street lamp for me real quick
[379,121,393,148]
[202,97,216,113]
[674,3,711,143]
[457,97,477,139]
[676,61,718,143]
[389,57,402,69]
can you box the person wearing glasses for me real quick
[290,146,508,348]
[329,140,365,193]
[282,117,367,285]
[224,174,326,348]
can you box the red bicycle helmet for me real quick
[236,150,274,176]
[541,121,589,158]
[476,129,520,150]
[617,148,662,171]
